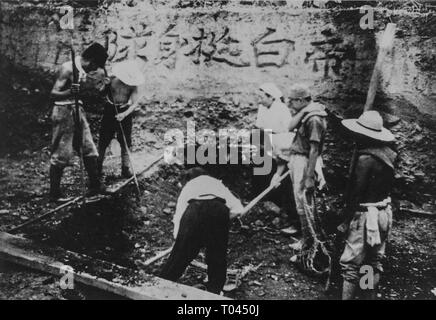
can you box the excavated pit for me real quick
[0,1,435,299]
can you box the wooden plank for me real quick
[0,232,228,300]
[400,208,435,217]
[8,196,84,233]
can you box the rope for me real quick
[298,190,332,288]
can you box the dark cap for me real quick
[82,42,108,68]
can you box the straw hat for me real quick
[342,111,395,142]
[112,60,145,86]
[259,83,283,100]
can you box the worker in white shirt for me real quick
[160,167,244,294]
[253,83,321,235]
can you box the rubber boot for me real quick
[121,150,133,178]
[83,156,111,196]
[342,280,358,300]
[49,165,73,203]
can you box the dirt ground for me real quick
[0,71,435,300]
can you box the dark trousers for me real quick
[98,106,132,169]
[160,199,230,294]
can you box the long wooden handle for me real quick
[141,246,173,266]
[137,171,290,265]
[239,170,291,217]
[364,23,396,111]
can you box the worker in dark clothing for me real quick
[97,60,145,178]
[160,167,244,295]
[339,110,397,300]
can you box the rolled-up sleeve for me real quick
[221,186,244,213]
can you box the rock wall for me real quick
[0,0,435,114]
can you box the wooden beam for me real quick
[8,196,83,234]
[400,208,435,217]
[364,23,396,111]
[0,232,228,300]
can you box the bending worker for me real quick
[161,167,244,294]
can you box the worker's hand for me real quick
[304,176,315,192]
[71,83,81,95]
[230,208,244,219]
[304,175,316,193]
[116,111,128,122]
[270,173,282,189]
[337,222,349,234]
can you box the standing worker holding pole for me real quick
[49,41,109,202]
[96,60,145,194]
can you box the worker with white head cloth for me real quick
[96,59,146,178]
[255,83,322,161]
[254,83,325,235]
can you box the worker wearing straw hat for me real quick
[97,60,145,178]
[339,110,397,300]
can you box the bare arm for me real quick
[51,64,73,100]
[270,160,287,188]
[116,87,140,121]
[304,142,320,191]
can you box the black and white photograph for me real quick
[0,0,435,303]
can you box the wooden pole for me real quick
[343,23,397,226]
[239,170,291,217]
[8,155,164,234]
[139,246,173,267]
[135,171,291,266]
[364,23,396,111]
[103,67,141,198]
[111,155,164,193]
[8,196,83,234]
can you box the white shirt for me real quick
[173,175,244,239]
[255,100,292,134]
[255,99,294,159]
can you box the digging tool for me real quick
[7,155,164,234]
[59,7,87,202]
[8,196,83,234]
[103,68,141,199]
[70,41,87,201]
[110,154,164,194]
[239,170,291,218]
[136,170,291,265]
[137,246,174,267]
[343,23,397,218]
